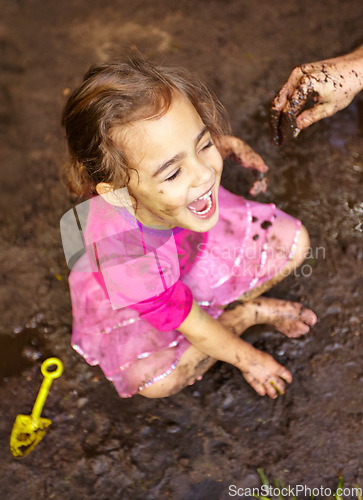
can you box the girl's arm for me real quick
[214,135,269,196]
[177,300,292,397]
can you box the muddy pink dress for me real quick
[69,186,301,397]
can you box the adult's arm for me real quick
[271,45,363,144]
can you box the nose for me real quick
[189,156,214,188]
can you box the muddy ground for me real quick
[0,0,362,499]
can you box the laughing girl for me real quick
[61,55,317,400]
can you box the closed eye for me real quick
[202,140,214,151]
[165,168,182,182]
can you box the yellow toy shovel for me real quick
[10,357,63,457]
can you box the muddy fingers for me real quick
[239,347,293,399]
[271,46,363,142]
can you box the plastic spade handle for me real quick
[31,358,63,422]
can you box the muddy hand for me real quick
[271,45,363,145]
[215,135,268,195]
[238,343,292,399]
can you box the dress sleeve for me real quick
[128,280,193,331]
[91,223,193,331]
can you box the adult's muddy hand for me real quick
[271,45,363,145]
[215,135,269,195]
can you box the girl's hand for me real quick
[215,135,269,196]
[271,45,363,145]
[178,301,291,399]
[238,344,292,399]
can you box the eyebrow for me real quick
[152,125,209,178]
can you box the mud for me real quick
[1,0,362,499]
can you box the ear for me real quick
[96,183,134,210]
[96,182,120,205]
[95,182,113,196]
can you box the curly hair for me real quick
[61,54,231,199]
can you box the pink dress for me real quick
[68,186,301,397]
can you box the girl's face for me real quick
[114,93,223,232]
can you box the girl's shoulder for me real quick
[85,195,137,244]
[218,185,248,210]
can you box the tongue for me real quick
[188,197,207,212]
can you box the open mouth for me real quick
[187,187,216,219]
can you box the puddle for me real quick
[0,328,46,381]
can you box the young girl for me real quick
[61,55,317,400]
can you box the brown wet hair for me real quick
[61,54,231,199]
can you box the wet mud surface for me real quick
[1,0,362,498]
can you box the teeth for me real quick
[199,188,213,200]
[189,189,213,215]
